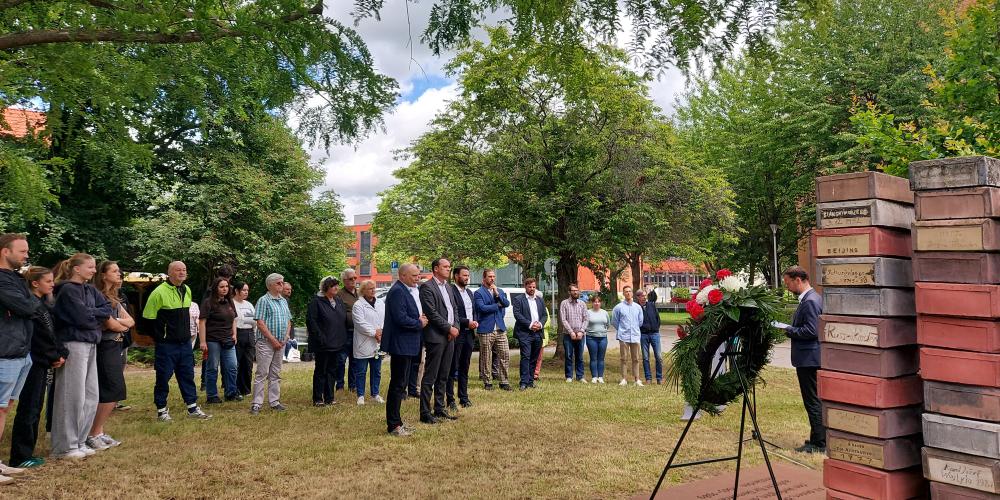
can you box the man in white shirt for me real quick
[417,259,460,423]
[513,278,548,390]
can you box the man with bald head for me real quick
[381,263,428,436]
[142,261,211,421]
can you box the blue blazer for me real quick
[474,286,509,333]
[512,294,548,337]
[787,288,822,368]
[380,281,423,356]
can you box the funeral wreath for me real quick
[667,269,784,415]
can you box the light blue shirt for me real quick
[611,300,644,343]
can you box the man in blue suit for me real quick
[474,269,512,391]
[512,277,547,390]
[780,266,825,453]
[381,264,428,437]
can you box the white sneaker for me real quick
[0,474,11,484]
[357,396,365,406]
[566,378,573,383]
[53,450,87,460]
[99,434,121,447]
[579,378,588,383]
[619,379,628,386]
[599,377,605,384]
[78,446,96,456]
[85,436,110,451]
[157,409,172,422]
[591,377,599,383]
[374,395,385,404]
[636,380,645,387]
[0,462,24,475]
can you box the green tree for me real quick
[374,27,732,354]
[675,0,946,283]
[848,1,1000,172]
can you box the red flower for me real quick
[708,289,723,305]
[677,326,687,339]
[685,300,705,320]
[699,278,713,290]
[716,269,733,280]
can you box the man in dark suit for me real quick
[417,258,460,423]
[382,264,428,437]
[512,277,548,390]
[779,266,825,453]
[447,265,479,411]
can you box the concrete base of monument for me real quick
[636,463,825,499]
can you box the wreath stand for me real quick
[650,336,786,500]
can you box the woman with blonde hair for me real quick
[50,253,113,459]
[86,261,133,449]
[352,280,385,405]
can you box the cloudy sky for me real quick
[318,1,689,223]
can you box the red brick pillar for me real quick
[813,172,926,498]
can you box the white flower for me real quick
[719,275,748,292]
[695,285,718,305]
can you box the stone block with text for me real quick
[909,155,1000,499]
[813,171,925,498]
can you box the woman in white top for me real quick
[351,280,385,405]
[231,281,256,397]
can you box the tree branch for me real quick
[0,1,322,51]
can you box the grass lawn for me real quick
[659,311,691,325]
[0,351,822,498]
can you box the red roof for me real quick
[644,259,702,274]
[1,108,46,139]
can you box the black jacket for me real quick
[639,301,661,334]
[306,294,349,352]
[419,279,460,344]
[0,268,37,359]
[53,281,112,344]
[450,284,478,336]
[31,300,68,365]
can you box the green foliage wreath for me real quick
[667,273,784,415]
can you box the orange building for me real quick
[1,108,46,139]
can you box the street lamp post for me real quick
[769,223,779,289]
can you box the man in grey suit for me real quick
[780,266,825,453]
[512,277,548,390]
[418,258,460,424]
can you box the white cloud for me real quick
[315,1,691,222]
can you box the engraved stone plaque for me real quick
[827,430,921,470]
[910,156,1000,191]
[817,257,913,287]
[820,315,916,348]
[923,447,1000,494]
[914,219,1000,252]
[818,200,914,230]
[813,227,912,258]
[823,403,922,439]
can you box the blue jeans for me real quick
[586,336,607,378]
[563,335,585,380]
[353,356,382,397]
[206,341,238,399]
[640,333,663,382]
[154,342,197,409]
[336,347,357,392]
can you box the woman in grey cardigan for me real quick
[352,280,385,405]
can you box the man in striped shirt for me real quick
[250,273,292,415]
[559,283,588,383]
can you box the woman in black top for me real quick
[307,277,349,406]
[199,278,239,403]
[9,267,66,468]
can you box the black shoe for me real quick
[313,401,326,407]
[434,411,458,420]
[224,394,243,402]
[794,443,826,454]
[420,415,440,424]
[484,384,494,391]
[460,400,473,408]
[448,402,458,412]
[519,384,528,391]
[500,384,512,391]
[206,396,223,404]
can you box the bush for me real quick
[672,287,691,301]
[126,347,155,367]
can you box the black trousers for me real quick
[796,367,825,446]
[420,340,455,418]
[406,349,421,396]
[517,332,543,387]
[10,360,49,465]
[447,332,474,405]
[312,350,340,404]
[386,354,414,432]
[235,329,255,395]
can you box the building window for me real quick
[346,247,357,258]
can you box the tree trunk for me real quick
[552,253,578,361]
[628,251,642,292]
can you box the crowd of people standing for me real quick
[0,233,670,485]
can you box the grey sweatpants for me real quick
[51,341,99,455]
